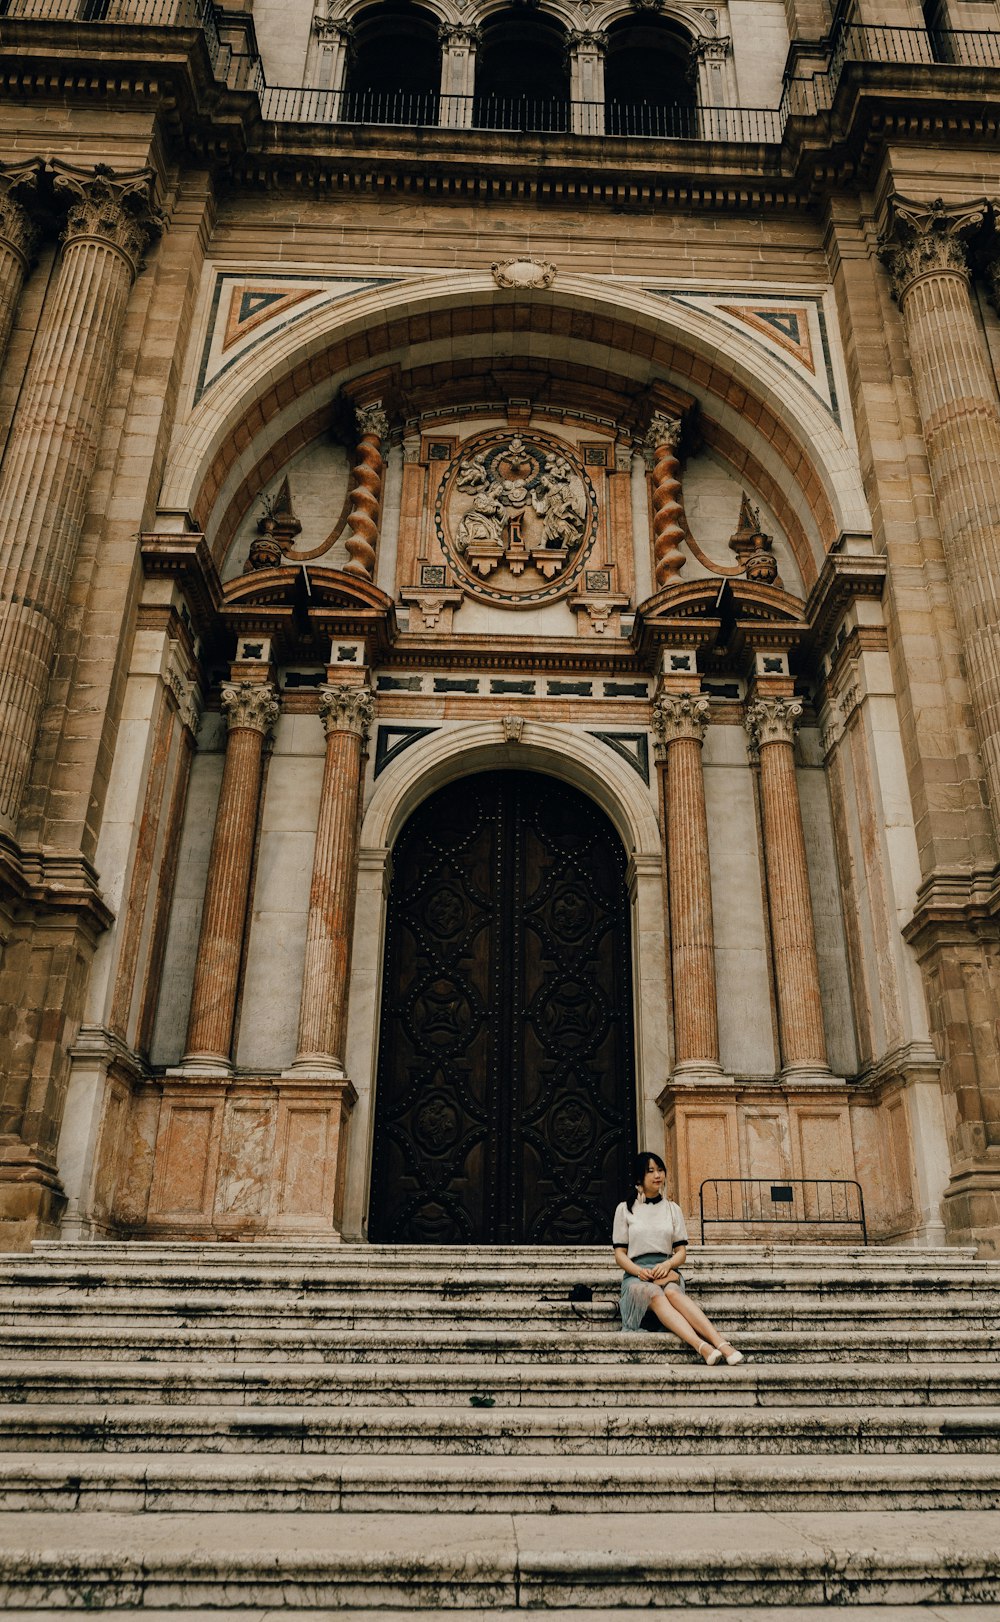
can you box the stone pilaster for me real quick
[642,413,687,588]
[290,684,374,1075]
[0,161,41,366]
[0,164,161,841]
[566,31,606,134]
[344,402,389,580]
[745,695,830,1076]
[653,693,722,1074]
[182,679,279,1072]
[879,195,1000,841]
[439,24,479,127]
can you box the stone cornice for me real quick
[805,551,886,656]
[0,839,114,934]
[140,532,223,640]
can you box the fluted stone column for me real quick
[289,685,374,1076]
[344,402,389,580]
[0,163,160,840]
[642,413,687,588]
[0,162,41,366]
[745,696,829,1076]
[182,680,279,1072]
[880,195,1000,841]
[654,693,723,1074]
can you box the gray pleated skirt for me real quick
[619,1252,686,1332]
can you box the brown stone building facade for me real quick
[1,0,1000,1253]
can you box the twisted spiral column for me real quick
[344,402,389,580]
[0,163,161,838]
[291,685,374,1074]
[0,162,41,367]
[653,693,721,1071]
[183,680,279,1070]
[745,696,829,1074]
[643,413,687,588]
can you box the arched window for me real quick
[343,1,441,123]
[604,15,696,137]
[474,9,570,131]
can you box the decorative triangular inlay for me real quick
[587,731,650,784]
[374,725,438,779]
[223,285,321,351]
[718,304,816,374]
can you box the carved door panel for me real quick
[368,771,636,1243]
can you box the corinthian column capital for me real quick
[745,695,802,749]
[878,194,987,305]
[652,692,710,753]
[51,162,163,275]
[439,22,481,49]
[355,401,390,441]
[221,680,280,736]
[641,411,682,469]
[0,160,42,267]
[319,683,375,739]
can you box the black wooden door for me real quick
[368,771,636,1243]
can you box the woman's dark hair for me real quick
[626,1150,667,1211]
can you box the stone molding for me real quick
[744,695,802,748]
[652,692,710,751]
[0,160,43,267]
[164,651,203,739]
[220,680,279,736]
[51,162,163,275]
[878,194,986,305]
[319,684,375,739]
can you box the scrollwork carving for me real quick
[652,692,710,751]
[878,194,986,305]
[51,162,163,274]
[221,680,280,736]
[0,160,42,266]
[491,257,557,289]
[319,683,375,739]
[744,695,802,749]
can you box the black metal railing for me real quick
[699,1177,867,1244]
[3,0,1000,144]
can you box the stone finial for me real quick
[221,680,280,736]
[0,160,43,266]
[51,162,164,274]
[878,194,987,306]
[744,695,802,749]
[319,683,374,739]
[652,693,710,755]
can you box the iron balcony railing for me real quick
[699,1177,868,1245]
[2,0,1000,142]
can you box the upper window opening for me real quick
[474,10,570,130]
[604,16,696,137]
[344,1,441,120]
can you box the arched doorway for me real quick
[368,770,637,1243]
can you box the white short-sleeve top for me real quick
[612,1195,688,1259]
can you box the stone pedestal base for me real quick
[121,1075,356,1240]
[0,1138,66,1251]
[942,1164,1000,1257]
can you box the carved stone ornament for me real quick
[491,258,557,290]
[439,22,481,48]
[641,411,683,467]
[164,650,203,738]
[685,35,732,84]
[565,29,607,56]
[313,15,354,45]
[878,194,986,305]
[652,692,710,750]
[502,715,525,744]
[356,401,390,441]
[319,683,375,739]
[435,428,597,607]
[51,162,164,274]
[744,695,803,749]
[0,160,42,266]
[221,680,280,736]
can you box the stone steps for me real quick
[1,1324,997,1363]
[2,1357,997,1407]
[2,1450,1000,1514]
[2,1401,999,1456]
[1,1508,1000,1607]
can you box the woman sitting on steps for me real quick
[613,1150,744,1365]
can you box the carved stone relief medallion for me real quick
[435,429,598,606]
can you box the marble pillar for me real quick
[439,25,478,128]
[745,695,830,1076]
[290,683,374,1076]
[344,402,389,581]
[182,679,279,1072]
[653,693,723,1075]
[0,161,41,367]
[0,164,160,840]
[880,195,1000,840]
[642,413,687,589]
